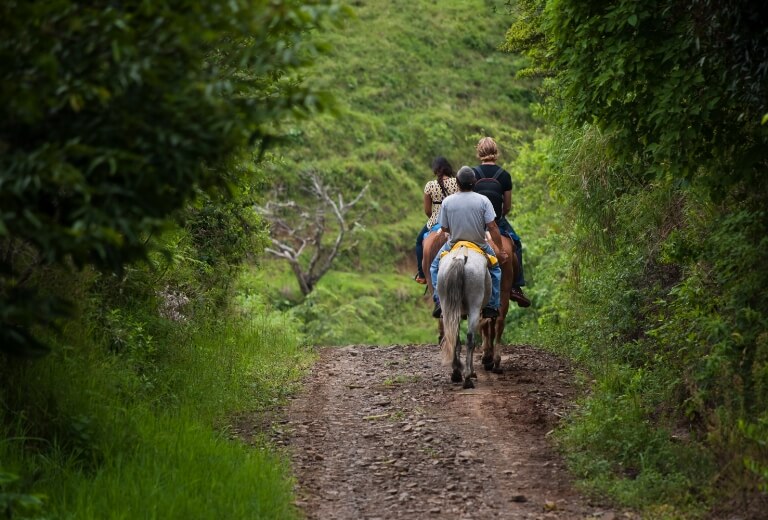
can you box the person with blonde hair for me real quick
[429,166,508,319]
[471,137,531,307]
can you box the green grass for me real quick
[249,263,439,345]
[38,411,297,520]
[556,365,713,517]
[0,298,312,519]
[298,271,438,345]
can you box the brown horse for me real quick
[422,229,447,343]
[422,229,518,373]
[482,234,518,373]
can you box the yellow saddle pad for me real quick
[439,240,498,266]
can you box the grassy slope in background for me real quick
[255,0,540,345]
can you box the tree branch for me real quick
[257,170,369,296]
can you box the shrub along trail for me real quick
[267,344,638,519]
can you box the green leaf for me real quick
[627,14,638,27]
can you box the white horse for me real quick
[437,244,491,389]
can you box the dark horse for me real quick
[423,229,518,373]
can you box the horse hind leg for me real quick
[480,318,496,372]
[451,330,463,383]
[491,253,512,373]
[492,329,503,374]
[489,318,502,374]
[462,330,475,389]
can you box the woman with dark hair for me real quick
[414,156,459,284]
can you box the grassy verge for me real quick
[1,288,312,519]
[245,264,438,346]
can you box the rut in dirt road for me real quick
[272,343,636,520]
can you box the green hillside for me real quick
[256,0,540,344]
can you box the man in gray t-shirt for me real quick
[429,166,508,319]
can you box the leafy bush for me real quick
[0,0,346,355]
[503,1,768,513]
[0,469,46,519]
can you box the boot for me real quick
[510,286,531,308]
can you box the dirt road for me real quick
[270,343,636,519]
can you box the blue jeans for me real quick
[430,241,501,310]
[498,218,525,287]
[415,224,428,277]
[415,223,442,277]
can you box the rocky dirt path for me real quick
[270,343,637,520]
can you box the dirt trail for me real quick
[269,343,637,520]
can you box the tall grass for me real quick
[44,412,297,520]
[288,271,437,345]
[0,289,311,519]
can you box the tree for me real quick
[501,0,550,78]
[0,0,348,355]
[503,0,768,507]
[518,0,768,184]
[258,170,369,296]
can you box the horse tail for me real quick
[440,253,465,365]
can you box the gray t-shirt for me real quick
[437,191,496,247]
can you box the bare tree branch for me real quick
[256,170,369,296]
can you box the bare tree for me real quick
[257,170,369,296]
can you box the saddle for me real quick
[439,240,498,267]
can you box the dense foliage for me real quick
[503,0,768,515]
[0,0,344,355]
[0,1,343,517]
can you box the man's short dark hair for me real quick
[456,166,476,190]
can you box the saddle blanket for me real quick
[440,240,498,266]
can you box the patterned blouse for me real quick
[424,177,459,228]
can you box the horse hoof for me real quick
[483,362,494,372]
[492,366,503,374]
[451,371,463,383]
[463,378,475,389]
